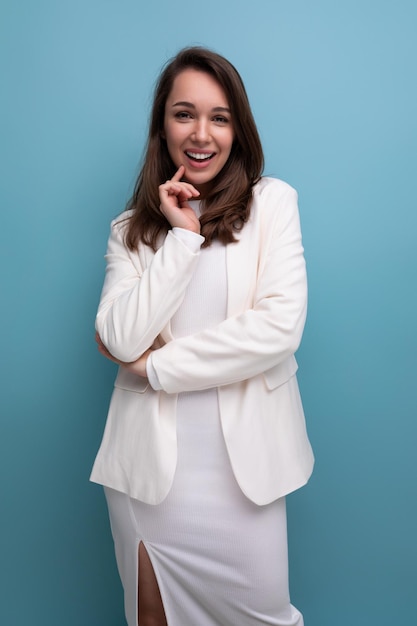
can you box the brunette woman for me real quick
[92,46,314,626]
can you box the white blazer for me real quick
[90,177,314,505]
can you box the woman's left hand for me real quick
[95,332,150,378]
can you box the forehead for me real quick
[167,69,229,106]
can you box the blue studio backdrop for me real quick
[1,1,416,625]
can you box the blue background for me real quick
[1,1,416,624]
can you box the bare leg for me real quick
[138,541,168,626]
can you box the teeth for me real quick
[186,151,213,160]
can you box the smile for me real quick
[185,151,215,162]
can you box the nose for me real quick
[192,118,210,143]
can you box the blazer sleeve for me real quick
[150,185,308,393]
[95,217,204,362]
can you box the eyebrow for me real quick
[171,101,231,113]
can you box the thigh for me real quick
[138,542,167,626]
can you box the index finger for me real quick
[171,165,185,182]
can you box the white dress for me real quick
[104,208,304,626]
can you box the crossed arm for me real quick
[95,179,307,393]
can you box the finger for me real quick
[95,333,110,355]
[171,165,185,182]
[172,182,200,196]
[97,342,109,356]
[96,333,106,350]
[159,181,200,201]
[98,343,119,364]
[165,167,200,196]
[177,188,196,204]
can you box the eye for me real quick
[175,111,192,120]
[213,115,229,124]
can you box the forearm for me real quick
[96,223,204,362]
[150,289,306,393]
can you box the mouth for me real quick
[184,151,215,162]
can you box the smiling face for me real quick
[163,69,234,197]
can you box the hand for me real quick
[159,165,201,233]
[95,332,150,378]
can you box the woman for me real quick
[91,46,314,626]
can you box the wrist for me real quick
[172,227,205,251]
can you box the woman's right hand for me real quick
[159,165,201,233]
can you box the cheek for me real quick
[224,138,234,159]
[164,131,184,167]
[224,130,234,152]
[165,126,184,153]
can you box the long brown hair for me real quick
[125,47,264,250]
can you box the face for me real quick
[163,69,234,197]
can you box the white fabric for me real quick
[104,231,304,625]
[171,225,205,250]
[146,223,210,389]
[91,178,314,505]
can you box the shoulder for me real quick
[251,177,299,226]
[253,176,298,202]
[104,210,136,248]
[110,209,135,233]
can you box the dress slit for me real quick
[138,541,168,625]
